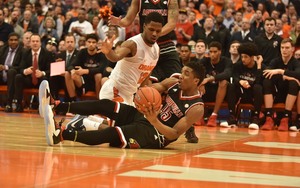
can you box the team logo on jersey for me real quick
[184,104,190,108]
[163,1,167,4]
[145,0,149,3]
[173,88,178,92]
[150,0,161,5]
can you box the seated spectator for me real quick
[65,34,110,101]
[0,33,23,112]
[179,44,197,66]
[221,43,265,130]
[0,8,14,46]
[230,18,255,43]
[175,9,194,45]
[39,16,59,48]
[14,34,54,112]
[229,40,240,64]
[50,34,79,101]
[194,39,207,60]
[261,39,300,131]
[199,41,233,127]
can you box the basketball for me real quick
[134,86,162,112]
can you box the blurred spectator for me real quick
[215,14,231,56]
[125,15,139,39]
[68,8,94,48]
[257,2,270,21]
[294,48,300,60]
[275,18,290,39]
[243,2,255,20]
[175,9,193,45]
[0,8,14,46]
[290,20,300,44]
[87,0,100,22]
[57,40,65,54]
[111,0,131,17]
[22,31,32,49]
[223,8,234,29]
[0,33,23,112]
[9,10,24,41]
[39,17,59,48]
[192,17,220,46]
[18,10,39,33]
[229,10,243,34]
[265,0,286,16]
[251,9,265,36]
[230,18,255,43]
[229,40,240,64]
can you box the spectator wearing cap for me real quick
[175,9,194,45]
[220,42,265,130]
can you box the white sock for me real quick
[83,118,101,131]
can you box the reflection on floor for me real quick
[0,112,299,187]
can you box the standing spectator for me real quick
[223,8,234,29]
[175,9,194,45]
[221,43,265,130]
[39,17,59,48]
[65,34,109,101]
[199,41,232,127]
[229,10,243,35]
[290,20,300,45]
[275,18,289,39]
[87,0,100,22]
[0,8,14,46]
[261,39,300,131]
[215,14,231,56]
[254,17,282,66]
[68,8,94,48]
[230,18,255,43]
[192,17,220,46]
[14,34,54,112]
[0,33,23,112]
[251,9,265,36]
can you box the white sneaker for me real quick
[87,115,105,124]
[39,80,50,118]
[83,118,101,131]
[289,126,299,132]
[248,123,259,130]
[220,121,237,128]
[44,105,61,146]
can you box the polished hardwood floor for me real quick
[0,111,299,188]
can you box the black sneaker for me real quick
[65,114,87,131]
[185,126,199,143]
[248,116,260,130]
[220,115,237,128]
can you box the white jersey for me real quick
[100,34,159,106]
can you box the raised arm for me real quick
[160,0,179,37]
[109,0,139,27]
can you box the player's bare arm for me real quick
[144,104,204,140]
[160,0,179,37]
[151,77,178,93]
[103,40,137,62]
[109,0,139,27]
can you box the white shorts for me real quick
[99,79,135,107]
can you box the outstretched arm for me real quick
[101,36,137,62]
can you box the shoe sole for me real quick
[39,80,50,118]
[44,105,55,146]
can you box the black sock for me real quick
[265,108,272,117]
[283,110,291,118]
[62,127,122,146]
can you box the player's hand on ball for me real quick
[139,104,161,123]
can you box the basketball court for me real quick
[0,111,299,187]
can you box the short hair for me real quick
[144,12,163,25]
[264,17,276,24]
[64,33,76,41]
[281,38,294,46]
[86,33,98,41]
[196,39,207,46]
[30,33,41,40]
[185,61,206,86]
[8,32,20,39]
[238,42,258,56]
[209,41,222,50]
[181,44,191,51]
[230,40,240,46]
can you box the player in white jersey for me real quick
[98,12,163,106]
[100,33,159,106]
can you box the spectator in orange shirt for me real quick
[175,9,194,45]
